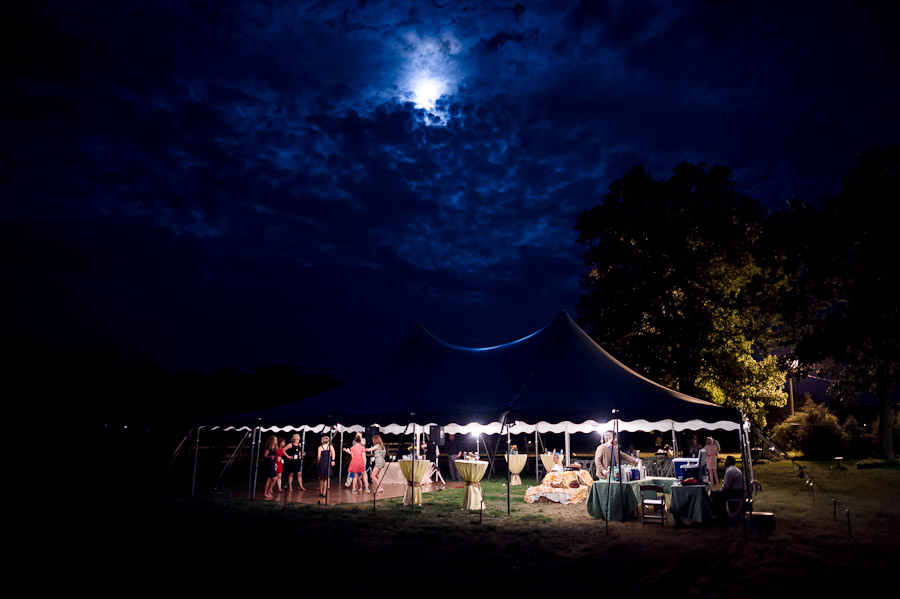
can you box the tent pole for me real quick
[300,429,307,486]
[338,427,344,487]
[484,433,498,480]
[616,414,626,522]
[605,420,612,535]
[564,422,571,467]
[248,427,254,498]
[213,429,251,496]
[191,426,201,498]
[671,422,678,456]
[251,426,261,500]
[489,425,506,481]
[323,424,333,505]
[505,416,511,516]
[163,428,191,483]
[535,430,540,483]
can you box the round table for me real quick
[456,460,488,510]
[504,454,527,485]
[399,459,431,506]
[540,454,557,473]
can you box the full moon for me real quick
[411,77,445,110]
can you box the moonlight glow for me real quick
[411,77,445,110]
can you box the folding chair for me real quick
[659,457,674,477]
[640,484,667,526]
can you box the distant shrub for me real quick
[843,415,876,458]
[771,398,847,459]
[855,458,900,470]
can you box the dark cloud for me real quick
[3,0,899,378]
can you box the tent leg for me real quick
[338,429,344,486]
[163,428,191,483]
[616,416,626,522]
[486,432,501,481]
[212,429,251,496]
[300,429,307,485]
[671,422,678,456]
[535,430,541,483]
[191,427,201,498]
[249,427,259,500]
[564,424,571,467]
[505,419,511,516]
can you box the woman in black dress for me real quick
[284,433,306,492]
[317,435,335,497]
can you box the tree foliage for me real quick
[575,162,787,425]
[789,148,900,459]
[771,397,848,459]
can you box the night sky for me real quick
[4,1,899,380]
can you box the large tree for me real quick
[792,148,900,459]
[575,162,787,425]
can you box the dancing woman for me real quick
[317,435,335,497]
[366,434,387,492]
[275,438,286,492]
[262,436,278,498]
[344,437,367,494]
[284,433,306,491]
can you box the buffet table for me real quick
[525,470,594,505]
[505,454,527,486]
[456,460,489,510]
[379,460,412,485]
[586,477,679,521]
[399,459,431,506]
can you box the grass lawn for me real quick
[25,458,900,597]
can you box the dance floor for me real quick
[233,480,464,505]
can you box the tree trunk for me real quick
[877,386,895,460]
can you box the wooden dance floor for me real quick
[234,481,465,505]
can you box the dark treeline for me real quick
[1,335,340,431]
[576,147,900,459]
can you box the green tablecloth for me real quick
[668,483,713,522]
[586,478,679,521]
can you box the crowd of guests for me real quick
[263,429,745,522]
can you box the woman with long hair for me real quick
[262,435,278,498]
[317,435,335,497]
[705,436,720,485]
[366,434,387,492]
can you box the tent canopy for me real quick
[209,311,741,434]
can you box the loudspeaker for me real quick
[430,426,443,445]
[365,426,378,443]
[750,512,776,531]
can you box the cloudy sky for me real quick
[3,0,899,379]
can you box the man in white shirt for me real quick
[711,455,745,519]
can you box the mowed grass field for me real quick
[25,458,900,598]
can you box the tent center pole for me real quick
[191,426,201,498]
